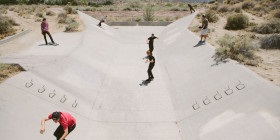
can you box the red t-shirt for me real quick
[48,112,76,130]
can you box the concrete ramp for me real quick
[0,11,280,140]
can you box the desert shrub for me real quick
[260,34,280,49]
[214,34,258,65]
[242,1,255,9]
[274,10,280,18]
[65,21,79,32]
[64,6,77,14]
[123,7,132,11]
[127,0,142,9]
[165,3,172,7]
[252,19,280,34]
[229,0,244,4]
[170,8,180,11]
[36,12,44,18]
[205,10,219,23]
[57,12,67,23]
[218,5,229,13]
[135,17,142,22]
[143,4,154,21]
[230,5,242,13]
[46,10,56,16]
[0,16,14,34]
[210,4,218,10]
[225,14,248,30]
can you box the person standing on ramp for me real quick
[41,18,56,45]
[145,50,155,81]
[188,3,195,13]
[146,34,159,53]
[40,111,76,140]
[98,15,107,27]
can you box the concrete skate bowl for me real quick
[0,11,280,140]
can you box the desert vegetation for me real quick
[0,64,25,83]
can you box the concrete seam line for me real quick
[0,29,32,46]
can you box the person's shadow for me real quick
[193,41,205,47]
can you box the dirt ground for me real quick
[189,9,280,87]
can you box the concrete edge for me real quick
[0,29,32,46]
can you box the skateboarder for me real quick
[41,18,56,45]
[146,34,158,53]
[145,50,155,81]
[98,16,107,27]
[200,14,209,42]
[40,111,76,140]
[188,4,195,13]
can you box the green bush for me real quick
[252,19,280,34]
[225,14,249,30]
[260,34,280,49]
[214,34,258,65]
[143,4,154,21]
[205,10,219,23]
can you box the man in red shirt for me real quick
[40,111,76,140]
[41,18,55,45]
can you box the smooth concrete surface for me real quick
[0,11,280,140]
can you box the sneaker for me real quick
[150,77,154,81]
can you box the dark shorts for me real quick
[54,124,76,140]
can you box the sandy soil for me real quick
[189,9,280,87]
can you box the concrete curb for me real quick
[0,29,32,46]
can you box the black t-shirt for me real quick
[148,55,155,65]
[202,19,208,29]
[148,36,157,44]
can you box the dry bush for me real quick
[218,5,229,13]
[214,34,258,66]
[46,10,56,16]
[252,19,280,34]
[210,4,218,10]
[64,6,77,14]
[205,10,219,23]
[273,10,280,18]
[0,64,25,83]
[229,0,244,5]
[0,16,17,35]
[242,1,255,9]
[36,12,44,18]
[260,34,280,49]
[230,5,242,13]
[65,21,79,32]
[57,12,67,23]
[225,14,249,30]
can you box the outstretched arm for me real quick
[40,118,50,134]
[59,128,69,140]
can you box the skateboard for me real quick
[48,42,59,46]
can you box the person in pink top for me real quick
[41,18,55,45]
[40,111,76,140]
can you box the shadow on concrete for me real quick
[139,80,151,86]
[193,41,205,47]
[211,54,230,66]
